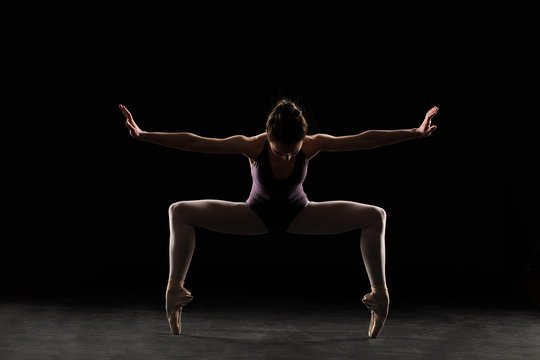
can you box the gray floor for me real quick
[1,295,539,360]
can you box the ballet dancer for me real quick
[120,99,439,338]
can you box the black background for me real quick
[4,3,539,305]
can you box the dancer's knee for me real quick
[169,201,191,224]
[377,206,387,224]
[364,205,386,229]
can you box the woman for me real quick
[120,99,439,338]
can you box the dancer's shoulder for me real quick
[245,133,267,162]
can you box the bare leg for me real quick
[168,200,268,281]
[286,201,387,287]
[286,200,389,338]
[166,200,268,334]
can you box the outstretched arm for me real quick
[313,106,439,152]
[120,104,254,155]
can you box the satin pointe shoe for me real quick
[165,278,194,335]
[361,284,389,338]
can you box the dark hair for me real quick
[266,98,308,145]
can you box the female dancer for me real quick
[120,100,439,338]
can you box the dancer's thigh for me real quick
[170,200,269,235]
[286,201,385,235]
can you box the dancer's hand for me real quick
[416,106,439,137]
[120,104,145,138]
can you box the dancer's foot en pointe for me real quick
[361,284,389,338]
[165,278,193,335]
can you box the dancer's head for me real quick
[266,98,308,160]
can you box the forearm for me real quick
[138,131,200,151]
[136,131,251,154]
[358,128,421,149]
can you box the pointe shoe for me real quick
[361,285,389,338]
[165,279,193,335]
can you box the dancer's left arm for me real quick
[313,106,439,152]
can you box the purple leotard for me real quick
[246,141,309,233]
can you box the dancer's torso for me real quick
[246,139,309,206]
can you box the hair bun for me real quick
[266,99,308,145]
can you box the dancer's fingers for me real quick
[125,120,134,131]
[119,105,139,132]
[121,105,133,122]
[426,106,437,119]
[125,111,136,128]
[120,106,130,121]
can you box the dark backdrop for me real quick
[4,4,538,305]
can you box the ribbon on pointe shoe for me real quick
[166,278,194,335]
[361,284,389,338]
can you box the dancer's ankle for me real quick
[167,277,185,289]
[370,284,389,295]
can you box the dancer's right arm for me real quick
[120,104,254,156]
